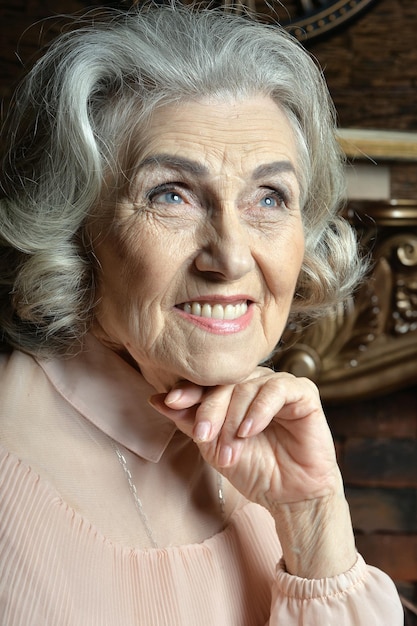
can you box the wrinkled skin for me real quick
[92,96,304,391]
[150,369,341,507]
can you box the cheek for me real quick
[98,227,190,310]
[262,229,305,298]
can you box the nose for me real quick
[194,207,255,281]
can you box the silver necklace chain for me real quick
[113,444,158,548]
[113,443,226,549]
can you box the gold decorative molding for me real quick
[274,200,417,401]
[337,128,417,161]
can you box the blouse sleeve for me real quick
[269,554,404,625]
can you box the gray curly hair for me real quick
[0,3,364,356]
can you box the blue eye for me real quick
[154,191,183,204]
[260,195,278,208]
[260,191,286,209]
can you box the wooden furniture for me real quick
[274,199,417,401]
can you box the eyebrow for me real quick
[136,154,297,181]
[251,161,297,180]
[137,154,209,176]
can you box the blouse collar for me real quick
[36,334,177,463]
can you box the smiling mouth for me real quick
[178,301,249,320]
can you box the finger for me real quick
[197,381,265,467]
[237,375,319,438]
[218,378,272,440]
[149,389,232,450]
[164,381,206,409]
[192,366,275,435]
[192,384,235,442]
[148,394,197,439]
[234,375,293,438]
[150,385,234,448]
[194,376,280,464]
[148,393,234,469]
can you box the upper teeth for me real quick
[182,302,248,320]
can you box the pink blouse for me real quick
[0,337,403,625]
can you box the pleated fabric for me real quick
[0,447,277,625]
[0,343,404,625]
[0,447,404,626]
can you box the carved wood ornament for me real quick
[126,1,380,42]
[277,0,381,42]
[188,0,379,42]
[274,201,417,402]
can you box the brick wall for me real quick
[326,387,417,623]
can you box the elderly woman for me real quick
[0,4,403,625]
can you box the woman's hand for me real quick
[149,369,340,509]
[150,369,357,578]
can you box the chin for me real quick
[183,344,276,386]
[185,363,260,388]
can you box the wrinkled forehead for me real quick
[136,97,300,172]
[105,94,310,206]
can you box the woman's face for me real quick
[92,96,305,391]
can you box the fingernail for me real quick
[238,419,253,438]
[218,445,233,467]
[193,421,211,442]
[165,388,183,405]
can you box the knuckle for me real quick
[232,381,258,400]
[252,395,275,415]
